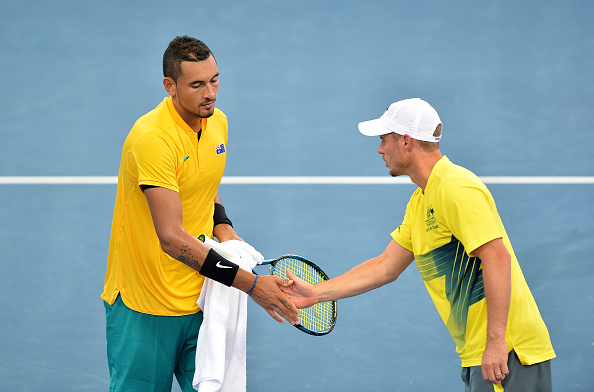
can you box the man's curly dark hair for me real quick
[163,36,213,82]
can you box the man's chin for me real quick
[199,108,216,118]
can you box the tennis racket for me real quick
[198,235,337,336]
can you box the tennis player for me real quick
[283,98,555,391]
[101,36,299,391]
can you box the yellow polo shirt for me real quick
[102,97,228,316]
[391,156,555,366]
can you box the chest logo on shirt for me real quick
[215,143,226,155]
[425,205,438,232]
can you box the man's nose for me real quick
[205,83,217,99]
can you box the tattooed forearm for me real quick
[178,245,203,271]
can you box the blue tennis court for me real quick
[1,1,592,391]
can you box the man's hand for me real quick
[249,275,300,325]
[481,338,509,384]
[280,269,319,309]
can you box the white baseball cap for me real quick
[358,98,442,142]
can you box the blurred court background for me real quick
[1,1,592,391]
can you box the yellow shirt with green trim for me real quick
[102,97,228,316]
[391,156,555,367]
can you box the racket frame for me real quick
[261,254,337,336]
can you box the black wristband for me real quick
[213,203,233,228]
[200,248,239,286]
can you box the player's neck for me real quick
[409,151,442,192]
[172,99,203,133]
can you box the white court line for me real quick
[0,176,593,185]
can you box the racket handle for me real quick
[197,234,239,260]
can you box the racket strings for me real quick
[272,257,336,333]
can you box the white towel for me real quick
[193,240,260,392]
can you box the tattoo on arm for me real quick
[178,245,203,271]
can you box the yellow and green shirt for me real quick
[102,97,228,316]
[391,156,555,367]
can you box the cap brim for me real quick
[358,119,393,136]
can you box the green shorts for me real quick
[104,295,203,392]
[461,349,553,392]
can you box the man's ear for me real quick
[402,134,413,150]
[163,77,176,96]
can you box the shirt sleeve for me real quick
[127,128,179,193]
[437,178,503,255]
